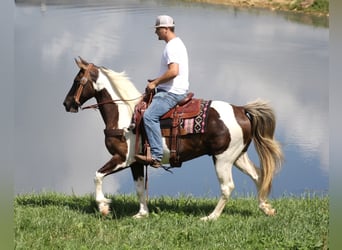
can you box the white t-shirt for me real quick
[157,37,189,95]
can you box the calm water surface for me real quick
[14,0,329,198]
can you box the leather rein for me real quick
[81,96,142,110]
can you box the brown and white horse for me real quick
[63,58,283,220]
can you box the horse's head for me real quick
[63,57,99,113]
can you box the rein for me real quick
[80,95,143,110]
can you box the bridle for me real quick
[74,63,94,106]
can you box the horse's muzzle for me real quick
[63,99,79,113]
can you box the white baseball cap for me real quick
[154,15,175,28]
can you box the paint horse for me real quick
[63,58,283,220]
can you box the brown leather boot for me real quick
[135,154,162,168]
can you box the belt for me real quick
[156,88,167,93]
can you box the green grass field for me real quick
[15,193,328,249]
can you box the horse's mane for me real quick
[99,67,142,112]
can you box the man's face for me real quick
[155,27,167,40]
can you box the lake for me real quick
[14,0,329,198]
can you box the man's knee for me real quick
[143,110,152,122]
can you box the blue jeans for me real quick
[143,91,187,161]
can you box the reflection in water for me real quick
[283,11,328,27]
[14,0,328,197]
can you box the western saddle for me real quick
[132,92,202,167]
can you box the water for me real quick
[14,0,328,198]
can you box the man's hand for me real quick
[147,80,158,91]
[145,79,156,94]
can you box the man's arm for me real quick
[147,63,179,90]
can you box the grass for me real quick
[289,0,329,14]
[15,192,328,249]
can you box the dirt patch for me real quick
[186,0,328,16]
[187,0,291,8]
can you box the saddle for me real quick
[132,92,202,167]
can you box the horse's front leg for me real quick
[130,162,149,218]
[94,171,111,216]
[94,154,127,216]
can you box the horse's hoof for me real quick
[99,202,110,216]
[266,208,276,216]
[259,202,276,216]
[200,215,217,221]
[200,216,210,221]
[132,212,149,219]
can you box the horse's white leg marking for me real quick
[201,156,235,221]
[234,152,261,189]
[235,152,275,216]
[133,176,149,219]
[94,171,111,216]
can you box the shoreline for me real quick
[184,0,329,16]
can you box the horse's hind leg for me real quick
[130,163,149,218]
[234,152,261,189]
[201,154,235,221]
[234,152,275,215]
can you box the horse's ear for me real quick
[78,56,89,66]
[75,58,82,69]
[75,57,87,70]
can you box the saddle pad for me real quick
[161,100,211,135]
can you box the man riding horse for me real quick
[63,15,283,220]
[135,15,189,168]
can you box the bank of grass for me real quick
[185,0,329,16]
[15,192,328,249]
[288,0,329,14]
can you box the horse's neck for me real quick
[95,91,120,130]
[96,68,141,130]
[99,67,141,111]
